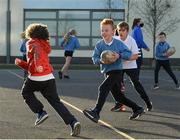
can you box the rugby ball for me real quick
[100,50,116,64]
[166,47,176,56]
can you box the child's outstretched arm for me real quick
[15,58,28,71]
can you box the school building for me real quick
[0,0,180,65]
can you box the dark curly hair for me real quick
[25,23,49,40]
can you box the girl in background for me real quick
[58,29,80,79]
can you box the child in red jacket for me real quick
[15,23,81,136]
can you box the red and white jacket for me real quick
[17,38,53,76]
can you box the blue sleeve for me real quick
[155,44,165,57]
[155,45,160,57]
[119,42,132,60]
[166,43,170,50]
[92,46,101,64]
[20,40,26,53]
[135,28,148,49]
[74,38,80,49]
[20,43,24,52]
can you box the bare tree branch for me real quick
[132,0,180,58]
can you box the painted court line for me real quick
[8,70,136,140]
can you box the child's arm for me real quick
[92,46,101,64]
[119,43,132,60]
[15,58,28,71]
[135,28,149,51]
[20,40,27,54]
[74,38,80,49]
[163,43,171,57]
[129,54,138,60]
[33,45,44,73]
[155,43,169,57]
[128,39,139,60]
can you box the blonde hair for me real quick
[100,18,116,29]
[69,29,77,35]
[63,29,77,44]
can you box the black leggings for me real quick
[154,60,178,85]
[94,70,140,114]
[21,78,75,125]
[121,69,151,105]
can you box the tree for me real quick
[123,0,134,22]
[105,0,116,18]
[133,0,180,58]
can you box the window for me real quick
[92,21,101,37]
[49,37,56,46]
[92,38,101,46]
[58,21,90,36]
[24,9,125,50]
[25,20,57,36]
[25,11,56,19]
[59,11,89,19]
[93,11,124,20]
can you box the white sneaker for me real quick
[153,84,159,89]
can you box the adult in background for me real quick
[132,18,150,76]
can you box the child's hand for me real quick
[113,52,120,60]
[36,66,43,73]
[15,58,21,65]
[164,53,170,57]
[145,48,150,52]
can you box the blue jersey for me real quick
[155,41,170,60]
[92,38,132,73]
[60,36,80,51]
[20,39,27,61]
[132,25,148,49]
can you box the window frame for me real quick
[24,9,125,50]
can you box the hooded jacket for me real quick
[17,38,53,76]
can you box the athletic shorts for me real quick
[64,50,73,57]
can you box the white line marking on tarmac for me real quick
[62,99,135,140]
[8,70,25,79]
[8,70,136,140]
